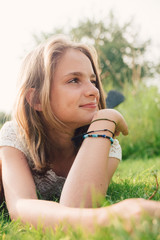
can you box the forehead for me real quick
[55,48,94,76]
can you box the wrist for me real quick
[89,110,117,135]
[92,109,119,124]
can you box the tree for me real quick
[69,13,153,90]
[32,12,156,91]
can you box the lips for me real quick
[80,102,97,108]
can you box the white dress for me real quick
[0,121,122,200]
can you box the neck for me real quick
[48,128,76,160]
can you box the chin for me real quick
[79,118,94,127]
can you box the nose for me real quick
[84,81,99,98]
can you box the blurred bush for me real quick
[0,112,11,129]
[116,84,160,159]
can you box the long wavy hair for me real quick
[13,35,106,171]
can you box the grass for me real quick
[107,158,160,203]
[0,157,160,239]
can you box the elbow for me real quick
[9,212,19,221]
[7,198,30,221]
[8,204,20,221]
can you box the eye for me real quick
[91,80,97,86]
[68,78,79,84]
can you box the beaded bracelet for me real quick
[91,118,117,127]
[87,129,114,137]
[71,128,114,142]
[83,134,114,144]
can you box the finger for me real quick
[114,131,120,137]
[120,119,129,136]
[122,125,129,136]
[115,120,128,136]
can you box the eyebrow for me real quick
[64,72,96,79]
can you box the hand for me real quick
[92,109,128,136]
[134,198,160,218]
[109,199,160,231]
[98,198,152,233]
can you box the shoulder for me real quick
[0,120,17,141]
[109,139,122,161]
[0,121,30,160]
[0,120,20,148]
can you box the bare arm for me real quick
[0,147,101,230]
[60,109,128,207]
[1,146,159,232]
[1,146,124,231]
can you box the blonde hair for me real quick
[14,35,106,171]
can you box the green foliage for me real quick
[0,112,11,128]
[32,12,157,90]
[116,84,160,159]
[70,14,152,90]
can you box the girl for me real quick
[0,35,159,232]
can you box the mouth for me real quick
[80,102,97,108]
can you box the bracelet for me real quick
[87,129,114,137]
[71,128,114,141]
[91,118,117,127]
[83,134,114,144]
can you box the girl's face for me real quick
[50,48,100,129]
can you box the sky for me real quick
[0,0,160,113]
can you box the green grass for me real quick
[0,158,160,239]
[107,158,160,203]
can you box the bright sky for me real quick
[0,0,160,113]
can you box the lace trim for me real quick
[109,139,122,161]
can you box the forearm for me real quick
[14,198,109,231]
[60,112,116,207]
[11,198,160,232]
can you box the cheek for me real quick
[50,85,80,112]
[97,92,100,102]
[50,93,75,113]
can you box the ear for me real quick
[26,88,42,111]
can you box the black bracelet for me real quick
[91,118,117,127]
